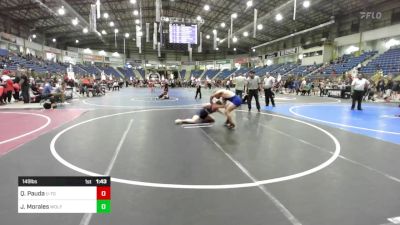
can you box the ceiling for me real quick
[0,0,391,53]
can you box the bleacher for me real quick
[136,69,145,79]
[73,65,89,75]
[270,63,298,76]
[10,55,48,73]
[215,68,237,79]
[45,61,67,73]
[118,67,135,78]
[266,64,283,74]
[190,70,204,78]
[235,67,251,75]
[253,66,268,76]
[291,64,322,76]
[78,64,100,75]
[99,66,122,78]
[203,69,220,79]
[0,49,9,57]
[361,48,400,75]
[180,69,186,79]
[322,51,377,75]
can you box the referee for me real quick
[263,72,276,107]
[351,73,369,110]
[245,70,261,112]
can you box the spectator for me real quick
[234,73,246,102]
[4,79,14,103]
[19,73,30,103]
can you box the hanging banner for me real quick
[155,0,161,22]
[188,44,192,61]
[153,23,157,49]
[136,31,140,48]
[228,29,231,48]
[96,0,100,19]
[213,30,217,50]
[198,32,202,53]
[146,23,150,42]
[253,9,258,38]
[230,17,233,38]
[89,4,97,32]
[157,42,161,57]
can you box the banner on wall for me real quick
[250,57,262,64]
[44,46,62,54]
[110,57,123,64]
[67,47,80,52]
[265,52,278,59]
[166,61,181,66]
[16,37,24,46]
[83,54,104,62]
[234,57,249,64]
[126,59,143,64]
[0,32,16,43]
[279,47,299,56]
[216,59,231,64]
[25,40,42,51]
[63,51,79,58]
[181,61,196,65]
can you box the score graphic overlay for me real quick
[169,24,198,44]
[18,177,111,213]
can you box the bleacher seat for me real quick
[203,69,220,79]
[361,48,400,75]
[180,70,186,79]
[321,51,377,75]
[291,64,322,76]
[215,68,237,79]
[118,67,135,78]
[270,63,298,76]
[190,70,204,78]
[136,69,145,79]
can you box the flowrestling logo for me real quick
[360,11,382,20]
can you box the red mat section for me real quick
[0,110,86,156]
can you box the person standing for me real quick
[263,72,276,107]
[234,73,246,102]
[19,73,30,103]
[351,73,369,110]
[195,79,201,99]
[245,70,261,112]
[384,76,394,102]
[226,80,231,90]
[319,79,325,97]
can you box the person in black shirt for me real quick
[158,83,169,99]
[19,74,30,103]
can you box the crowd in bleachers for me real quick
[0,50,134,106]
[1,45,400,106]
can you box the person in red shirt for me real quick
[0,85,4,104]
[4,79,14,103]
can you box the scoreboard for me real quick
[18,176,111,213]
[169,24,198,44]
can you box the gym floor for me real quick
[0,87,399,225]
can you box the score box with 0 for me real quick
[18,176,111,214]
